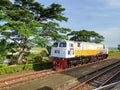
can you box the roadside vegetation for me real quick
[0,47,52,75]
[109,50,120,56]
[0,61,52,75]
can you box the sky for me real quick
[35,0,120,47]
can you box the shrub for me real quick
[24,64,33,70]
[0,64,7,68]
[0,65,25,75]
[0,61,52,75]
[40,50,48,57]
[109,50,120,56]
[32,61,52,71]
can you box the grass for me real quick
[0,64,7,68]
[109,50,120,56]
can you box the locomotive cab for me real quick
[51,40,75,58]
[51,40,75,70]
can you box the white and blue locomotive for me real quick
[51,40,108,70]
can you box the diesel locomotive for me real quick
[51,40,108,70]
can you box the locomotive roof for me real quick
[60,40,104,45]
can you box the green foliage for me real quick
[0,64,7,68]
[23,64,33,70]
[32,61,52,71]
[109,50,120,56]
[12,55,19,60]
[46,46,51,55]
[33,54,42,62]
[0,54,6,61]
[117,44,120,51]
[26,53,42,63]
[68,30,104,43]
[0,0,70,64]
[0,61,52,75]
[0,65,24,75]
[0,38,18,62]
[40,50,48,57]
[0,39,8,60]
[33,36,49,47]
[41,21,71,41]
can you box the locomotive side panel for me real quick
[74,42,105,56]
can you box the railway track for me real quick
[0,59,108,89]
[0,60,104,89]
[0,56,119,89]
[71,60,120,90]
[0,69,56,88]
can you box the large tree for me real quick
[0,39,8,60]
[0,0,71,64]
[118,44,120,51]
[68,30,104,43]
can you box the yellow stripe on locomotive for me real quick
[74,50,104,56]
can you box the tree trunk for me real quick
[17,51,24,64]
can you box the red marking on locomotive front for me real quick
[52,58,67,70]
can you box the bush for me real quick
[40,50,48,57]
[0,65,24,74]
[0,64,7,68]
[24,64,33,70]
[26,53,42,63]
[0,61,52,75]
[32,61,52,71]
[109,50,120,56]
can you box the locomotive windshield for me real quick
[59,42,66,47]
[53,42,58,47]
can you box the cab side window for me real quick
[77,43,80,47]
[69,43,74,47]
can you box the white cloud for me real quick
[96,27,120,47]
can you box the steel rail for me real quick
[71,61,120,90]
[0,56,118,89]
[0,69,55,88]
